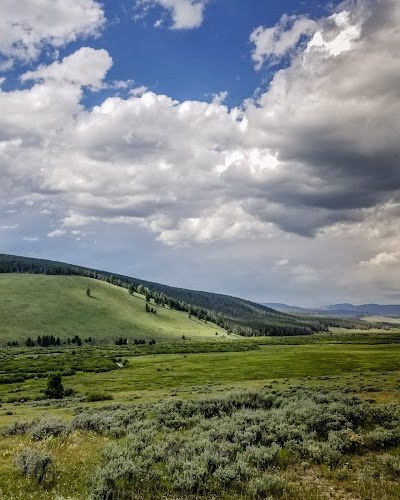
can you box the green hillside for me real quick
[0,274,226,343]
[0,254,331,336]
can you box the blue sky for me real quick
[86,0,340,106]
[5,0,342,106]
[1,0,399,306]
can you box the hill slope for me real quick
[0,254,329,336]
[0,274,226,344]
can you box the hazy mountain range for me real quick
[262,303,400,317]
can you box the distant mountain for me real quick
[262,302,400,317]
[263,303,311,313]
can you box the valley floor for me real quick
[0,330,399,499]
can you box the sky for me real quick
[1,0,400,307]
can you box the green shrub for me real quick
[383,454,400,476]
[243,443,281,468]
[364,427,399,450]
[247,473,287,498]
[30,417,68,441]
[86,392,114,402]
[15,447,54,485]
[1,421,30,437]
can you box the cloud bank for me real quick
[1,0,400,302]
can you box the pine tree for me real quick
[44,373,64,399]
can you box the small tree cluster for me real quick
[67,335,82,346]
[37,335,61,347]
[145,303,157,314]
[115,338,128,346]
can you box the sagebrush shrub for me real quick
[382,454,400,476]
[247,473,287,499]
[30,417,67,441]
[15,447,54,484]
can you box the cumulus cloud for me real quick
[1,0,400,261]
[359,252,400,268]
[138,0,208,29]
[21,47,113,89]
[244,0,400,236]
[250,15,317,70]
[0,0,105,66]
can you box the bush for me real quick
[243,444,281,468]
[247,473,287,498]
[364,427,400,450]
[15,447,54,484]
[1,421,30,437]
[86,392,114,402]
[30,417,68,441]
[79,387,400,498]
[383,454,400,476]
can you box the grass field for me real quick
[1,342,400,409]
[362,315,400,324]
[0,274,226,343]
[1,274,400,499]
[0,349,399,500]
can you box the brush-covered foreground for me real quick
[1,386,399,500]
[1,324,400,499]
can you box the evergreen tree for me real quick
[44,373,64,399]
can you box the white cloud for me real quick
[359,251,400,268]
[0,0,105,65]
[47,229,66,238]
[22,236,39,242]
[0,0,399,292]
[250,15,316,70]
[130,85,148,96]
[21,47,113,90]
[0,224,19,230]
[139,0,208,29]
[307,10,361,57]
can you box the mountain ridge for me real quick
[263,302,400,317]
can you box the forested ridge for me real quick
[0,253,333,337]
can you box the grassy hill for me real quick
[0,274,226,344]
[0,254,330,336]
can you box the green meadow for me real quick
[0,274,399,499]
